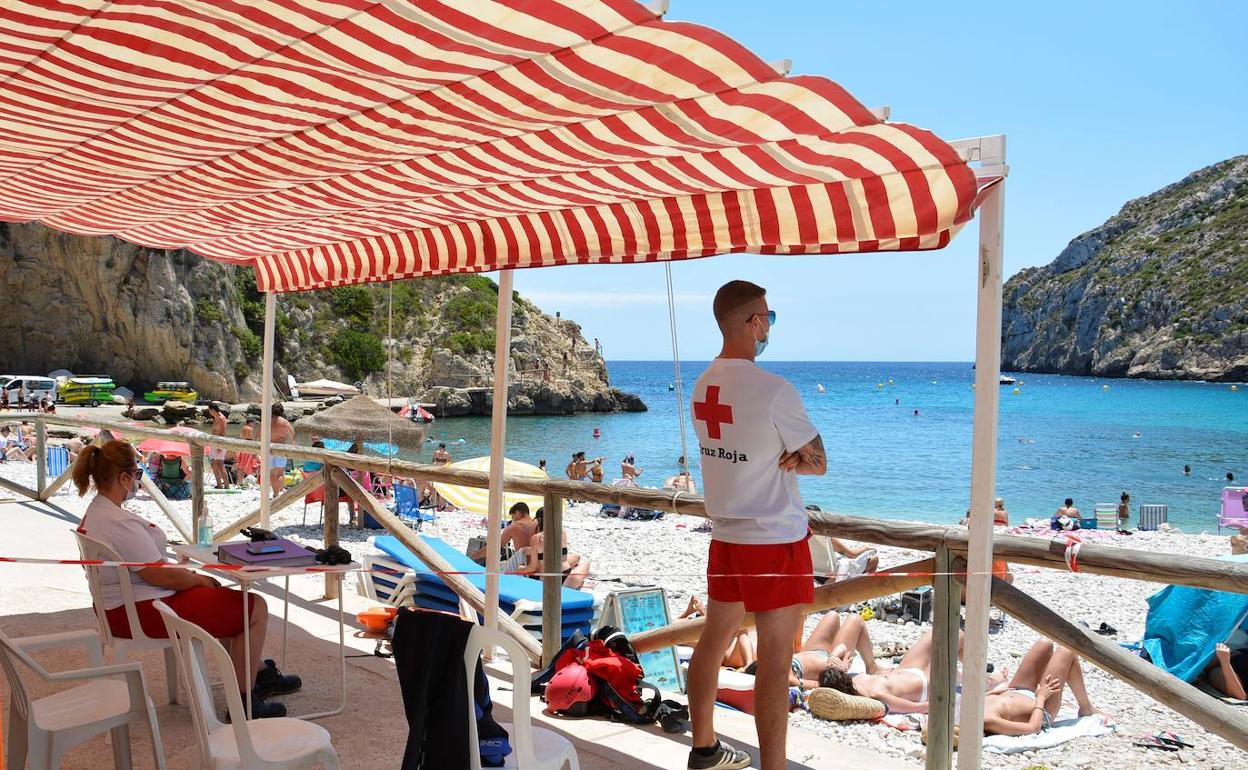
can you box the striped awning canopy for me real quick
[0,0,981,292]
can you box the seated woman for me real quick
[74,440,302,719]
[981,641,1101,735]
[1207,642,1247,700]
[519,507,591,589]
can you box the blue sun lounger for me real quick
[368,534,595,643]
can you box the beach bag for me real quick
[535,627,661,724]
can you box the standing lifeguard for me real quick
[685,280,826,770]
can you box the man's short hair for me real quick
[437,442,446,449]
[270,403,284,418]
[713,280,766,330]
[1064,497,1074,507]
[509,502,530,517]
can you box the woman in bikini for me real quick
[981,640,1100,735]
[816,623,966,713]
[520,507,592,589]
[736,613,886,689]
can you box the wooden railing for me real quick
[9,413,1248,764]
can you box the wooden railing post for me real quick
[190,447,205,542]
[35,418,47,495]
[323,463,340,600]
[926,544,959,770]
[541,491,564,666]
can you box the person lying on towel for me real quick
[981,641,1102,735]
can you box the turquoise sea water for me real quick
[409,361,1247,531]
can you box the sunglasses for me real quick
[749,310,777,327]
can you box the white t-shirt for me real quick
[690,358,819,544]
[80,495,174,609]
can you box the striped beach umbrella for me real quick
[0,1,984,292]
[433,457,547,517]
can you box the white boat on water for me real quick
[999,375,1017,385]
[291,378,361,398]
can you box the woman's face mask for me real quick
[121,470,140,501]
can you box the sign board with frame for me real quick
[600,587,683,692]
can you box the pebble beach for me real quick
[2,456,1242,770]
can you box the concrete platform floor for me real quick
[0,496,916,769]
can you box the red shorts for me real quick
[708,535,814,612]
[105,586,255,640]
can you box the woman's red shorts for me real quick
[105,586,256,640]
[708,536,814,612]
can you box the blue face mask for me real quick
[752,318,770,358]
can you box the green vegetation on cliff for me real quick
[1001,156,1248,380]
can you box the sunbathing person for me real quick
[680,596,755,669]
[1207,642,1247,700]
[816,625,970,714]
[981,641,1100,735]
[738,613,885,690]
[469,502,538,569]
[520,507,591,589]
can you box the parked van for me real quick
[1,375,56,406]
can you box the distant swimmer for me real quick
[1184,464,1191,476]
[913,409,920,417]
[1229,472,1237,483]
[895,398,900,405]
[1132,432,1142,439]
[816,383,826,393]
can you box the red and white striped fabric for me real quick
[0,0,980,292]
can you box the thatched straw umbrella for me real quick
[294,395,424,451]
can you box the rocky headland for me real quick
[1002,155,1248,380]
[0,223,645,416]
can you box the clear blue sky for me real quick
[506,0,1246,362]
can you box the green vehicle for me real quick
[143,381,198,403]
[59,376,117,406]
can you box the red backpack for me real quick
[536,628,661,724]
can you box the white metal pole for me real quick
[483,270,515,632]
[259,290,276,529]
[957,180,1005,768]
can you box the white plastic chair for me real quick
[0,627,166,770]
[465,624,579,770]
[74,531,179,705]
[153,601,339,770]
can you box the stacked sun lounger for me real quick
[361,535,596,644]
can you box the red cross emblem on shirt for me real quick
[693,385,734,440]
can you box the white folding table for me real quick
[172,543,355,720]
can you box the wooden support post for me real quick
[323,463,340,600]
[925,544,960,770]
[137,473,192,544]
[35,419,46,495]
[541,491,564,666]
[39,464,75,501]
[213,470,323,543]
[0,474,39,500]
[632,558,936,653]
[332,468,543,665]
[190,447,205,543]
[962,561,1248,753]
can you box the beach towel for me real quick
[1141,554,1248,682]
[982,708,1115,754]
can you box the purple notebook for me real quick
[216,539,317,568]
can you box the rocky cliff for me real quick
[1001,156,1248,380]
[0,223,645,415]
